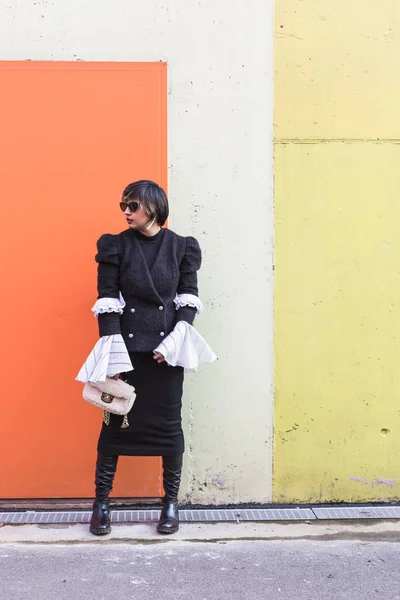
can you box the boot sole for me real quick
[89,526,111,536]
[157,525,179,535]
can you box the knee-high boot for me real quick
[157,455,182,535]
[90,453,119,536]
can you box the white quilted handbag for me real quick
[83,377,136,428]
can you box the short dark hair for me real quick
[122,180,169,226]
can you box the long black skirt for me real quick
[97,352,184,457]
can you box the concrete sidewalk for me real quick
[1,520,400,544]
[2,522,400,600]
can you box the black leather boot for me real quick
[90,453,119,536]
[157,455,182,535]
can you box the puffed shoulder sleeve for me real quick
[94,234,122,336]
[175,236,203,326]
[96,233,120,269]
[180,236,202,277]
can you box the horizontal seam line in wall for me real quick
[274,138,400,144]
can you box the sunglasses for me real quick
[119,200,141,213]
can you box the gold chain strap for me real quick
[103,411,129,428]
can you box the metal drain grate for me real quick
[0,507,315,525]
[179,508,316,522]
[313,505,400,520]
[1,505,399,525]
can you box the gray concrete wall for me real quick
[0,0,274,503]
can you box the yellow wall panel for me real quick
[274,141,400,502]
[275,0,400,139]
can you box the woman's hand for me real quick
[153,352,166,364]
[112,373,120,380]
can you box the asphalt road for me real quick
[1,539,399,600]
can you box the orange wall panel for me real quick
[0,62,167,498]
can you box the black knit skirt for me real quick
[97,352,185,457]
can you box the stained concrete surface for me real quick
[1,539,400,600]
[2,520,400,544]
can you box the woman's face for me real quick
[123,201,154,230]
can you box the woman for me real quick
[79,180,215,537]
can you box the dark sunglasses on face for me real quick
[119,200,140,213]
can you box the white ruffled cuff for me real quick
[92,292,126,317]
[76,334,133,382]
[154,321,216,373]
[174,293,203,315]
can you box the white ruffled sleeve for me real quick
[153,322,216,373]
[76,334,133,383]
[174,293,203,315]
[92,292,126,317]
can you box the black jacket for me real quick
[96,228,202,352]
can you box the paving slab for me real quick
[1,520,400,544]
